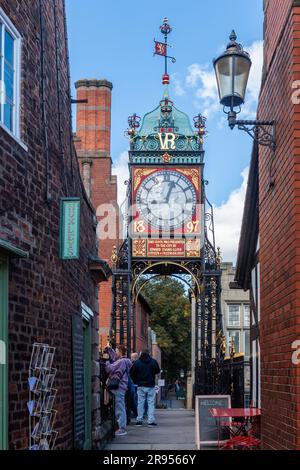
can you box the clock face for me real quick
[136,170,197,230]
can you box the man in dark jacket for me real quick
[130,349,160,427]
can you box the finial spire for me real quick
[154,17,176,86]
[230,30,237,42]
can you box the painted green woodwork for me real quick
[138,89,194,137]
[0,255,8,450]
[59,198,81,260]
[131,88,203,158]
[129,151,204,165]
[83,321,92,450]
[0,239,28,258]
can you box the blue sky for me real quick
[66,0,264,261]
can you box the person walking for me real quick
[130,349,160,427]
[128,352,139,419]
[103,344,132,436]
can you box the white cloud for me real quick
[113,150,129,207]
[185,40,263,120]
[240,40,263,119]
[172,73,185,97]
[186,63,219,118]
[213,167,249,264]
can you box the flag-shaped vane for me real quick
[154,18,176,85]
[154,41,167,57]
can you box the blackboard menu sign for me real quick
[72,315,85,449]
[195,395,231,449]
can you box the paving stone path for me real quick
[105,409,197,450]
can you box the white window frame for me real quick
[227,304,241,327]
[0,8,23,145]
[244,330,250,358]
[227,330,240,355]
[252,340,257,406]
[243,304,250,328]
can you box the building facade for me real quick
[0,0,110,450]
[220,262,251,406]
[235,144,261,410]
[74,79,152,356]
[236,0,300,449]
[74,79,119,350]
[135,294,152,354]
[221,263,250,359]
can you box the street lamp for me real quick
[213,31,276,151]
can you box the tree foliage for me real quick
[142,277,191,381]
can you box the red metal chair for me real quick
[221,435,261,450]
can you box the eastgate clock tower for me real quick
[129,91,205,260]
[111,18,224,396]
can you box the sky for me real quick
[66,0,264,264]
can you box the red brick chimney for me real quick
[74,78,119,348]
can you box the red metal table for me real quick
[210,408,261,449]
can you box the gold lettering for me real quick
[158,133,176,150]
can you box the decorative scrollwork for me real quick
[180,260,202,283]
[237,122,274,149]
[175,137,188,150]
[116,239,129,270]
[132,260,152,279]
[133,139,143,151]
[205,236,218,268]
[191,139,202,151]
[146,138,159,151]
[231,118,276,151]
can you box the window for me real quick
[228,304,240,327]
[228,330,240,354]
[244,330,250,358]
[244,304,250,327]
[0,9,21,137]
[244,394,251,408]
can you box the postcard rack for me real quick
[28,343,58,450]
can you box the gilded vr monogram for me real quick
[158,132,176,150]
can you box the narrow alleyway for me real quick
[105,410,196,450]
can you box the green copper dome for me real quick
[128,88,206,163]
[137,89,194,137]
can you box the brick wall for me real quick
[135,300,150,354]
[258,0,300,450]
[0,0,102,449]
[74,80,120,347]
[263,0,291,71]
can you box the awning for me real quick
[0,238,29,258]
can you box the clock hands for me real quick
[149,181,177,205]
[165,181,176,203]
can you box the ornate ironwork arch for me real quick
[133,272,198,305]
[131,260,202,303]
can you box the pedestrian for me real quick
[130,349,160,427]
[128,352,139,419]
[103,344,132,436]
[131,352,139,363]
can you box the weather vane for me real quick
[154,17,176,86]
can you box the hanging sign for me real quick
[60,198,81,260]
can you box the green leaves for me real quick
[142,277,191,380]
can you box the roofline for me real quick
[235,142,259,290]
[75,78,113,90]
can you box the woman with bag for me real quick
[103,344,132,436]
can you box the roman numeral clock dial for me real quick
[136,170,197,230]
